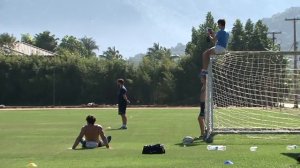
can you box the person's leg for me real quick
[121,114,127,129]
[98,140,103,147]
[119,104,127,129]
[118,105,126,129]
[198,116,205,136]
[80,139,86,148]
[198,102,206,138]
[98,136,112,147]
[202,47,215,72]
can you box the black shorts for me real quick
[199,102,205,117]
[118,104,127,115]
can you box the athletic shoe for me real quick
[107,136,112,143]
[119,126,127,130]
[202,130,208,141]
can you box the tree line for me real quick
[0,12,276,106]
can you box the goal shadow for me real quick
[281,153,300,164]
[174,139,206,147]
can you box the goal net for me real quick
[205,51,300,136]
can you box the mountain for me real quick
[128,53,145,66]
[170,43,186,56]
[262,7,300,51]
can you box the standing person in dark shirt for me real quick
[117,79,130,129]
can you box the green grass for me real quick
[0,108,299,168]
[215,107,300,129]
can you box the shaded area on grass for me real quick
[106,128,126,131]
[174,139,206,147]
[281,153,300,164]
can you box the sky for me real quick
[0,0,299,57]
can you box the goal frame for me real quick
[204,51,300,142]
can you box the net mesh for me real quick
[207,51,300,134]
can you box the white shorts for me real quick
[85,141,99,148]
[213,45,226,54]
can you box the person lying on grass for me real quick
[72,115,112,149]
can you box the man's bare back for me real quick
[72,115,111,149]
[82,124,102,142]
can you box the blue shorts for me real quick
[199,102,205,117]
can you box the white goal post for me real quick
[205,51,300,139]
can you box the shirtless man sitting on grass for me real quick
[72,115,112,149]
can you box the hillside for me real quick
[262,7,300,51]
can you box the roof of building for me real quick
[1,42,55,56]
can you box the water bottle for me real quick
[207,145,226,151]
[250,146,258,152]
[286,145,298,150]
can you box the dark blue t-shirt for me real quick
[118,86,127,105]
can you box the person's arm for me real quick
[99,128,110,149]
[123,94,130,103]
[72,127,85,149]
[208,30,217,44]
[200,85,206,102]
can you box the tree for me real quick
[136,43,177,104]
[252,20,272,51]
[186,12,217,67]
[58,35,87,56]
[244,20,272,51]
[244,19,255,50]
[229,19,245,51]
[179,12,217,104]
[80,36,99,57]
[146,43,171,60]
[147,43,162,55]
[0,33,16,48]
[101,47,123,60]
[21,33,35,45]
[34,31,58,52]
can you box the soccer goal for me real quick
[205,51,300,141]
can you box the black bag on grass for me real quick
[142,144,165,154]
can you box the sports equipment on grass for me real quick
[182,136,194,145]
[204,51,300,142]
[142,144,165,154]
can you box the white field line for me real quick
[0,107,199,111]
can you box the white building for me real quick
[1,42,55,56]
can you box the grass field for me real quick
[0,108,299,168]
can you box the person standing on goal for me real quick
[200,19,229,77]
[117,79,130,129]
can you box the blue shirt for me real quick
[216,29,229,48]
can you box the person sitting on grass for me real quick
[72,115,112,149]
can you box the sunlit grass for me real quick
[0,108,299,168]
